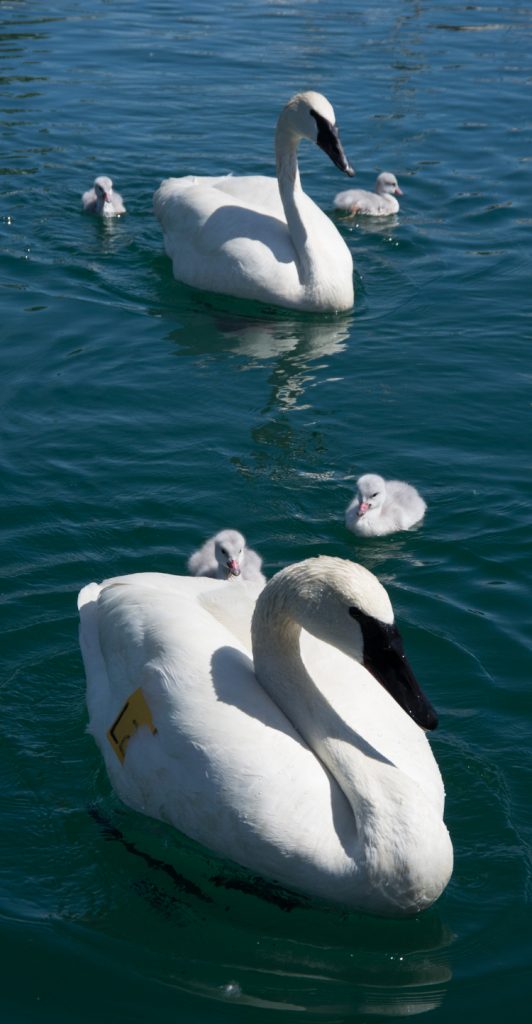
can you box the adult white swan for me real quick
[153,92,355,312]
[78,557,453,916]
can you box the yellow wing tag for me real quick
[107,688,157,764]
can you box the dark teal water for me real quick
[1,0,531,1020]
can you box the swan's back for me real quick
[79,573,360,900]
[154,176,302,305]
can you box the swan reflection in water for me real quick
[163,301,352,413]
[208,313,352,489]
[220,310,351,364]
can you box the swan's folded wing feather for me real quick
[213,174,285,219]
[198,580,260,650]
[80,576,357,887]
[153,176,300,301]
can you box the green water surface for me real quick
[1,1,531,1021]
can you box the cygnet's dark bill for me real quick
[349,607,439,731]
[311,109,355,177]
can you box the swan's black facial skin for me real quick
[349,607,438,731]
[310,109,355,177]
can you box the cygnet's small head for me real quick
[281,91,355,177]
[356,474,387,517]
[376,172,402,196]
[214,529,245,578]
[94,176,114,203]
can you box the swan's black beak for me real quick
[349,608,438,731]
[311,110,355,177]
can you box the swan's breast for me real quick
[299,631,446,814]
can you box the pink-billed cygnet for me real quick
[82,175,126,216]
[345,473,426,537]
[187,529,265,584]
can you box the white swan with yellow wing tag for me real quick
[78,558,452,916]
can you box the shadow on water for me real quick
[88,802,454,1019]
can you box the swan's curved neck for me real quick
[251,571,451,911]
[275,125,315,285]
[252,576,394,823]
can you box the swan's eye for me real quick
[371,492,378,499]
[221,548,227,556]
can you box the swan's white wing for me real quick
[198,578,261,649]
[79,575,357,894]
[154,177,303,303]
[213,174,285,219]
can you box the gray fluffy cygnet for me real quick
[334,171,402,217]
[187,529,265,584]
[82,175,126,216]
[345,474,426,537]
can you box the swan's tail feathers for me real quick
[153,174,235,222]
[78,581,101,612]
[153,175,199,220]
[78,583,102,679]
[78,582,112,738]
